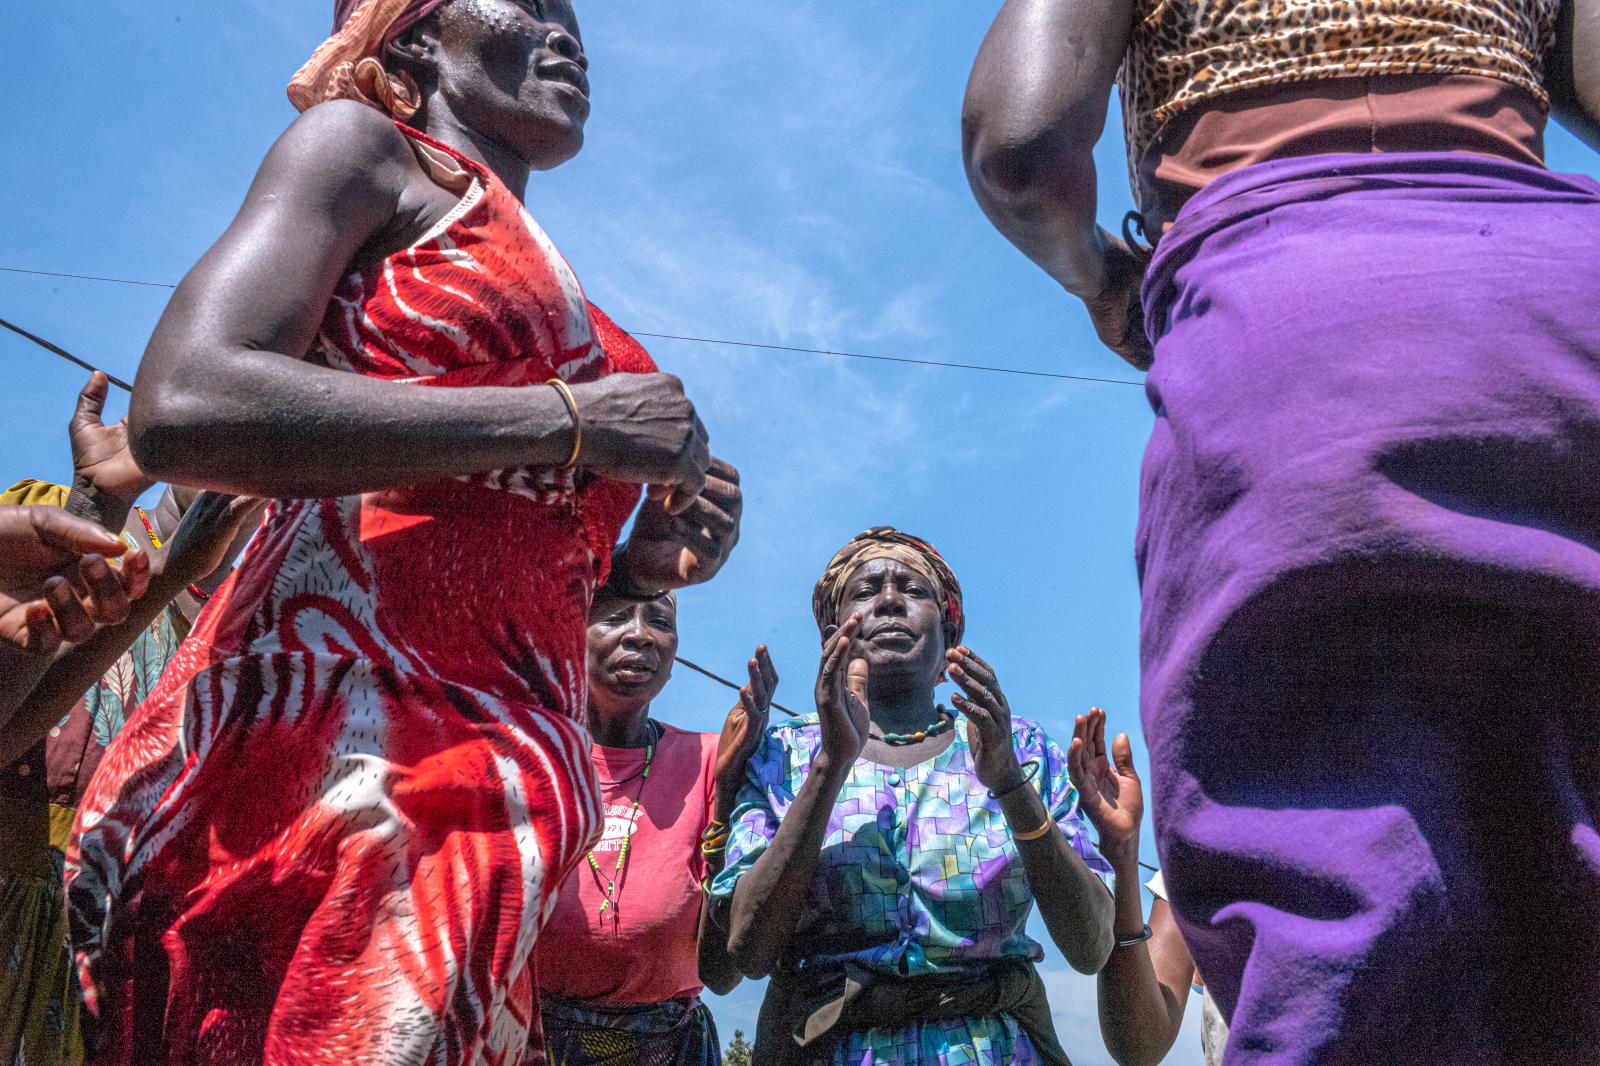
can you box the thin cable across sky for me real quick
[0,265,1144,387]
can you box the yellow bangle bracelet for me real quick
[1013,813,1055,842]
[546,379,582,468]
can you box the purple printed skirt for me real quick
[1137,152,1600,1064]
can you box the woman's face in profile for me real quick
[432,0,591,169]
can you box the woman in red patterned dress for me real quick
[65,2,742,1063]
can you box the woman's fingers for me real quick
[666,524,725,568]
[948,661,1001,713]
[1089,708,1109,762]
[72,371,110,429]
[820,627,847,681]
[951,693,997,738]
[674,493,738,540]
[745,657,765,706]
[749,645,777,713]
[29,505,125,560]
[43,576,96,645]
[755,645,777,692]
[1112,732,1137,777]
[118,549,151,602]
[77,554,132,627]
[228,495,268,522]
[694,464,743,514]
[1067,734,1087,788]
[816,617,859,699]
[952,646,999,687]
[844,656,869,712]
[741,687,769,739]
[23,600,62,656]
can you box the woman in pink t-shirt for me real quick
[539,592,776,1065]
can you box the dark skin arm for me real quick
[726,616,870,977]
[949,649,1115,974]
[0,493,263,768]
[1549,0,1600,150]
[962,0,1152,369]
[697,646,777,995]
[130,100,709,503]
[1071,708,1195,1065]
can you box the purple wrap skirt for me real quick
[1137,151,1600,1064]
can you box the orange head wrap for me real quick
[287,0,450,120]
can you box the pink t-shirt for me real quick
[538,723,718,1005]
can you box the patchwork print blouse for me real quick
[712,714,1114,1065]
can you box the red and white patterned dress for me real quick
[66,126,654,1066]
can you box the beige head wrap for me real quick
[812,527,964,646]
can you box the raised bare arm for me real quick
[131,100,707,500]
[1071,709,1195,1063]
[1549,0,1600,150]
[726,618,869,977]
[962,0,1137,299]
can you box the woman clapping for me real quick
[713,528,1115,1065]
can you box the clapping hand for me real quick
[1067,707,1143,863]
[713,645,778,816]
[614,457,742,594]
[947,646,1025,793]
[0,505,149,655]
[816,615,870,771]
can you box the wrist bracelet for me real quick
[186,583,212,603]
[1013,813,1055,842]
[988,760,1040,801]
[1115,924,1154,949]
[545,379,582,468]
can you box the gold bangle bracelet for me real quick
[546,378,582,468]
[1013,813,1055,842]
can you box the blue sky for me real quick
[4,4,1597,1062]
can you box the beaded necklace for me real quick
[869,706,957,746]
[585,719,658,926]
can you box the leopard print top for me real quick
[1118,0,1559,175]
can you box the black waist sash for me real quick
[754,957,1071,1065]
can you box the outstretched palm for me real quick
[1067,707,1144,855]
[714,644,778,808]
[816,615,870,767]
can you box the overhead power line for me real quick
[0,264,1143,387]
[674,655,798,717]
[0,266,178,290]
[0,316,135,391]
